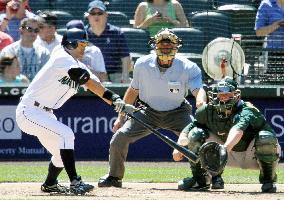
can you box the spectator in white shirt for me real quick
[34,11,62,54]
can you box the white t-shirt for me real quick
[34,33,63,54]
[82,46,106,73]
[21,47,99,109]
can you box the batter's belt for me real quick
[33,101,52,112]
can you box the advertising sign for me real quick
[0,96,283,161]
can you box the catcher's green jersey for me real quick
[184,100,275,151]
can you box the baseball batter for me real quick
[15,28,133,195]
[98,28,207,188]
[173,77,281,193]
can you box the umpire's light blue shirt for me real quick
[131,54,203,111]
[255,0,284,49]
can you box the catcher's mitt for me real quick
[199,141,228,176]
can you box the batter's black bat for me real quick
[125,111,199,163]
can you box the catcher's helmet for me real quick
[208,76,240,118]
[61,28,88,50]
[149,28,182,68]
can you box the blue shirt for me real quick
[0,10,35,41]
[131,54,203,111]
[87,23,130,73]
[255,0,284,49]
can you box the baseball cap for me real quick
[87,0,106,12]
[66,20,85,30]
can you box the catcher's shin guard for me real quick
[255,130,279,192]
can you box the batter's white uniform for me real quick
[15,46,99,167]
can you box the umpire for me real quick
[98,28,207,187]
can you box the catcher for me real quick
[173,76,281,193]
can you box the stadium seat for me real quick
[217,4,257,36]
[55,0,91,19]
[213,0,254,7]
[191,11,231,44]
[120,28,150,62]
[182,0,214,18]
[29,0,54,12]
[45,10,74,29]
[107,11,130,27]
[170,28,206,54]
[56,28,67,36]
[107,0,142,19]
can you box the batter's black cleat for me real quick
[178,177,210,191]
[70,176,94,195]
[261,182,277,193]
[98,174,122,188]
[41,180,69,194]
[211,175,224,189]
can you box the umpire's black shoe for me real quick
[211,175,224,189]
[178,177,210,191]
[70,176,94,195]
[261,182,277,193]
[98,174,122,188]
[41,180,69,194]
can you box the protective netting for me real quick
[27,0,283,85]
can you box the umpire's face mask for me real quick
[156,39,178,68]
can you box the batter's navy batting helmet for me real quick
[61,28,88,50]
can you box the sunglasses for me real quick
[23,26,40,33]
[89,12,104,16]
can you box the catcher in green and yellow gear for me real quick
[173,76,281,193]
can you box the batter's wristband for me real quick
[102,89,121,103]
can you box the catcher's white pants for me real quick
[16,100,75,168]
[207,134,281,169]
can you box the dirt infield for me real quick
[0,182,283,200]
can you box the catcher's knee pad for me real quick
[255,131,279,163]
[188,127,208,153]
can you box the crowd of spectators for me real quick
[0,0,282,85]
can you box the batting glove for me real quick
[113,99,137,115]
[113,99,126,113]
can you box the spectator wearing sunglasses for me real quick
[0,55,29,85]
[0,0,35,41]
[34,11,62,54]
[0,17,50,80]
[85,0,132,83]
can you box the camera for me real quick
[10,2,20,12]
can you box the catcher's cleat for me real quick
[211,175,224,189]
[261,182,277,193]
[41,181,69,194]
[98,175,122,188]
[70,176,94,195]
[178,177,210,191]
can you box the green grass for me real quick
[0,161,283,184]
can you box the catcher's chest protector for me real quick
[206,107,234,139]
